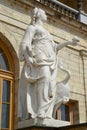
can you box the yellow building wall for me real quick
[0,1,87,128]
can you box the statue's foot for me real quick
[37,111,46,118]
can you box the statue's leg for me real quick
[36,66,51,118]
[18,72,28,120]
[48,68,57,98]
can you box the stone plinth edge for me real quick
[18,118,70,129]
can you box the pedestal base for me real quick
[18,118,70,129]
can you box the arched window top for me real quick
[0,35,19,130]
[0,47,10,71]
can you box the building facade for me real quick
[0,0,87,130]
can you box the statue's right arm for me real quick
[19,25,35,62]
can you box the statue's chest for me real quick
[34,26,49,38]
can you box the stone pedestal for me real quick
[18,118,70,129]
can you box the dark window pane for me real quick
[0,48,10,70]
[61,104,70,121]
[1,104,10,128]
[2,80,10,102]
[61,104,65,120]
[65,105,70,121]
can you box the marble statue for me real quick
[53,62,71,118]
[18,7,79,120]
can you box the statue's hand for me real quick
[29,57,33,63]
[62,96,69,104]
[26,57,33,65]
[72,36,79,46]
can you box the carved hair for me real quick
[31,7,46,25]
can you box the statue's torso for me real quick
[32,25,56,63]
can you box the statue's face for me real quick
[37,9,47,22]
[41,11,47,21]
[32,8,47,22]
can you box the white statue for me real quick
[53,62,71,118]
[18,7,79,120]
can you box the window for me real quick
[0,43,14,130]
[0,48,10,71]
[56,100,79,124]
[61,104,70,121]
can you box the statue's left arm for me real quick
[57,36,79,51]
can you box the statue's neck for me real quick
[35,19,43,26]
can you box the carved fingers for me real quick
[26,57,33,67]
[62,96,69,104]
[72,36,79,46]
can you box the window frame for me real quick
[57,103,71,122]
[56,100,79,124]
[0,39,14,130]
[0,40,14,72]
[0,69,14,130]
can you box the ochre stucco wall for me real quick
[0,1,87,129]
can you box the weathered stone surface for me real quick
[18,118,70,129]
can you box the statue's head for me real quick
[31,7,47,24]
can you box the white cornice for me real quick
[80,50,87,57]
[0,0,87,37]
